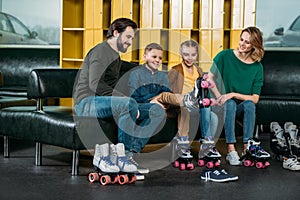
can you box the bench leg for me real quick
[4,136,9,158]
[35,142,42,166]
[72,150,80,176]
[254,124,260,139]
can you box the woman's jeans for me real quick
[74,96,166,153]
[200,107,218,140]
[224,99,256,143]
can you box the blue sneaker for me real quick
[201,169,238,182]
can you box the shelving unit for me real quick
[60,0,257,72]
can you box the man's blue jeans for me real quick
[224,99,256,143]
[74,96,166,153]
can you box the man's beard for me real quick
[117,35,128,53]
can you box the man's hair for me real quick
[107,18,137,39]
[144,43,163,54]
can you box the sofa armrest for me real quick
[27,68,79,99]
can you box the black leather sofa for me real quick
[1,49,299,175]
[256,50,300,132]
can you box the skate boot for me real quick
[282,155,300,171]
[110,143,138,184]
[88,143,120,185]
[240,138,271,169]
[284,122,300,157]
[198,138,221,168]
[270,122,290,161]
[173,136,194,170]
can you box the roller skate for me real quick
[270,122,290,161]
[239,138,271,169]
[198,138,221,168]
[183,74,216,110]
[110,143,138,183]
[172,136,194,170]
[88,143,121,185]
[284,122,300,158]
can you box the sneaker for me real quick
[219,169,239,181]
[201,169,236,182]
[226,151,241,165]
[127,155,150,174]
[283,156,300,170]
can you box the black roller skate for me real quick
[172,136,194,170]
[198,138,221,168]
[284,122,300,158]
[270,122,290,161]
[239,138,271,169]
[183,73,216,110]
[88,143,121,185]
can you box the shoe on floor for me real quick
[219,169,239,181]
[226,151,241,165]
[283,156,300,170]
[201,169,238,183]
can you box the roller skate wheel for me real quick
[210,98,217,106]
[208,81,215,88]
[100,175,111,185]
[88,172,99,183]
[111,175,119,184]
[206,162,214,169]
[202,74,208,80]
[244,160,252,167]
[202,98,210,106]
[215,161,220,167]
[187,163,194,170]
[256,162,264,169]
[128,174,136,184]
[180,163,186,170]
[198,159,205,167]
[264,162,270,167]
[118,174,129,185]
[173,161,180,168]
[201,81,209,88]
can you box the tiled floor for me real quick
[1,134,300,200]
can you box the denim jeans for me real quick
[200,107,219,140]
[74,96,166,153]
[224,99,256,143]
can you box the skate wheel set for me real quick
[88,169,136,185]
[198,157,221,168]
[197,73,216,107]
[173,158,195,170]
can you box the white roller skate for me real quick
[110,143,138,183]
[198,138,221,168]
[173,136,194,170]
[240,138,271,169]
[284,122,300,157]
[270,122,290,161]
[88,143,120,185]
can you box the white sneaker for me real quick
[283,156,300,170]
[226,151,241,165]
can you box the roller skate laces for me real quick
[283,155,300,171]
[93,143,120,173]
[201,169,238,183]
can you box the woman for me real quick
[208,26,265,165]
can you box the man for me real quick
[73,18,165,174]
